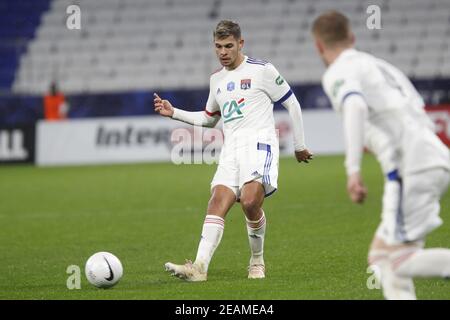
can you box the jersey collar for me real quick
[333,48,357,66]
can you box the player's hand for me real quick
[347,172,367,204]
[295,149,313,163]
[153,93,174,117]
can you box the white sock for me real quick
[246,209,266,266]
[368,249,416,300]
[392,248,450,278]
[194,215,224,273]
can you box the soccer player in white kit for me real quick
[312,11,450,299]
[154,20,313,281]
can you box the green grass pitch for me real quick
[0,154,449,299]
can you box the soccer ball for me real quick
[85,252,123,288]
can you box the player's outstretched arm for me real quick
[153,93,219,128]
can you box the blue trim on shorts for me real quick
[387,169,399,181]
[258,143,272,185]
[264,188,277,198]
[392,173,408,242]
[266,152,273,185]
[257,142,271,152]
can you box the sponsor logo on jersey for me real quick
[275,75,284,85]
[227,81,235,91]
[222,98,245,123]
[240,79,251,90]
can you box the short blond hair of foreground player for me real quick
[154,20,313,281]
[312,10,450,299]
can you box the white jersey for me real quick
[365,122,396,174]
[322,48,450,175]
[205,56,292,147]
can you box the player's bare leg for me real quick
[389,242,450,280]
[369,169,450,298]
[240,180,266,279]
[391,176,450,281]
[164,185,236,281]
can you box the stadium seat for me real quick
[11,0,450,94]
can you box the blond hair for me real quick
[312,10,352,47]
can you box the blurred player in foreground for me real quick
[154,20,313,281]
[312,11,450,299]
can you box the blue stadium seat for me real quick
[0,0,50,90]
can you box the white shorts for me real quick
[211,140,279,199]
[376,168,450,245]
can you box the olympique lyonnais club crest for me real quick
[241,79,251,90]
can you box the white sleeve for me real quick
[342,94,368,176]
[205,78,221,116]
[364,123,397,174]
[262,64,292,103]
[172,108,220,128]
[171,77,221,128]
[281,94,306,151]
[322,65,363,113]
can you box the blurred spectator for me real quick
[43,82,69,121]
